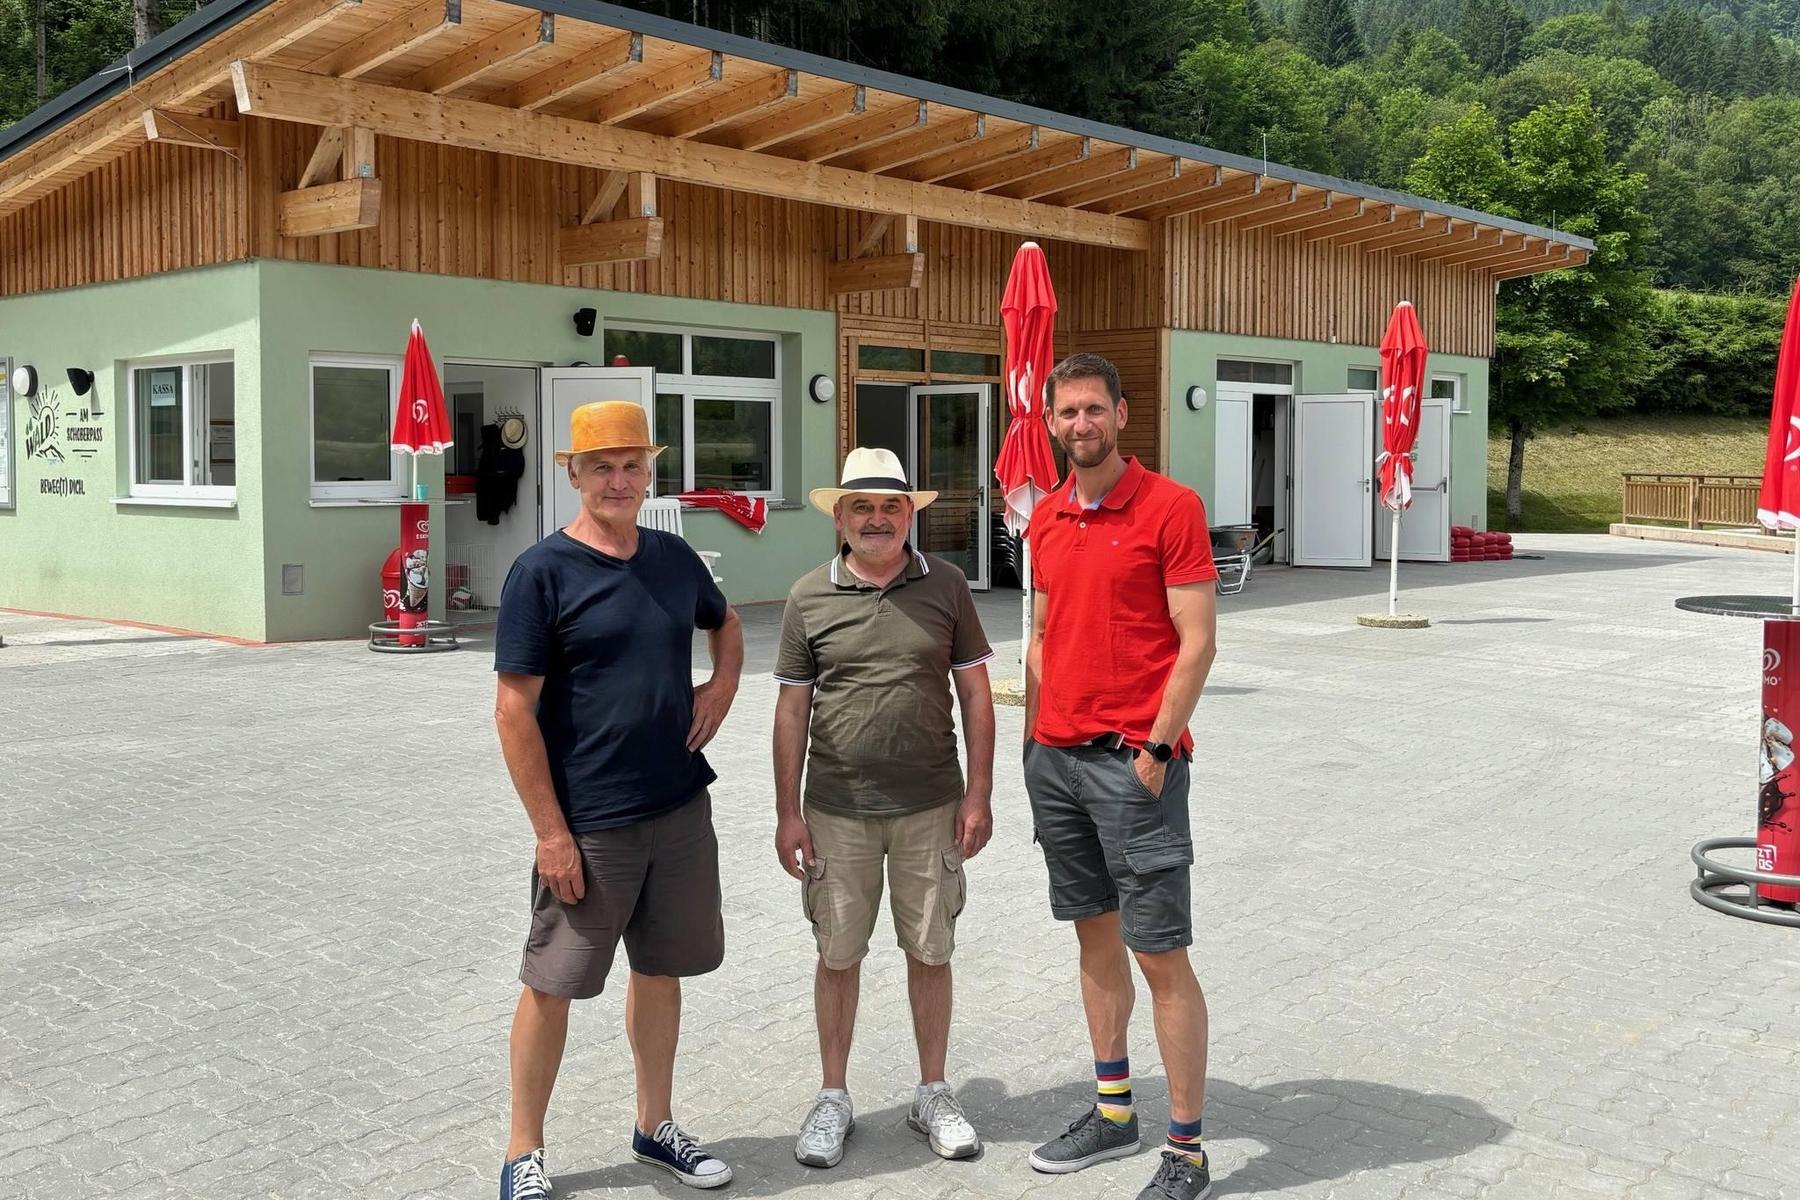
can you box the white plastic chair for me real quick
[639,497,724,583]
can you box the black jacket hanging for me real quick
[476,424,526,525]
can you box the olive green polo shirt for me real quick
[775,545,994,817]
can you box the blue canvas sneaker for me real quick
[632,1120,733,1189]
[499,1148,551,1200]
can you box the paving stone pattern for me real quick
[3,534,1798,1199]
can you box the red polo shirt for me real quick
[1029,456,1217,751]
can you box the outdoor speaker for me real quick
[573,307,597,337]
[67,368,94,396]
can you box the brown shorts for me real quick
[801,799,966,970]
[519,790,723,999]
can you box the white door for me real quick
[1374,397,1452,562]
[539,366,655,537]
[1211,394,1252,527]
[907,384,992,589]
[1293,393,1374,568]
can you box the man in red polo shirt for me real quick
[1022,353,1219,1200]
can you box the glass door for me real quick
[908,384,992,589]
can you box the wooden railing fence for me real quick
[1620,473,1761,529]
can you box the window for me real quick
[858,344,926,373]
[1348,367,1378,392]
[127,356,235,500]
[606,325,781,496]
[310,355,402,500]
[1431,374,1468,413]
[1217,359,1293,386]
[931,350,1000,377]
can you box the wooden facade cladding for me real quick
[3,112,1492,359]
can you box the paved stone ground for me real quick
[4,534,1800,1200]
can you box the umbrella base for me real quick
[1691,837,1800,927]
[368,619,461,653]
[1355,612,1430,629]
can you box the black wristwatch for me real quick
[1141,740,1175,764]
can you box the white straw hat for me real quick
[808,447,938,515]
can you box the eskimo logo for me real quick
[1767,648,1783,685]
[24,391,63,462]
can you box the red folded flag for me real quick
[674,489,768,534]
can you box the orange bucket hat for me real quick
[554,400,665,465]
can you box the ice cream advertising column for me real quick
[1760,622,1800,903]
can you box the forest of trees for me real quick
[4,0,1798,518]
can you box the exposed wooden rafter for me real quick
[594,50,723,125]
[232,61,1152,249]
[1359,216,1460,254]
[490,30,641,111]
[637,68,796,139]
[1457,236,1544,272]
[775,100,925,163]
[829,113,982,175]
[1411,229,1507,264]
[580,170,656,224]
[1299,204,1398,244]
[400,11,555,96]
[302,0,459,79]
[1042,158,1180,211]
[895,124,1035,184]
[1105,166,1239,217]
[142,109,240,152]
[1257,197,1369,239]
[708,84,862,152]
[998,146,1134,201]
[1138,174,1262,221]
[1492,245,1578,278]
[1229,188,1336,233]
[939,136,1086,193]
[1330,209,1424,248]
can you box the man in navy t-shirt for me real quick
[493,401,743,1198]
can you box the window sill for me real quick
[309,496,409,507]
[112,495,237,510]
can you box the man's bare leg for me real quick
[816,959,860,1090]
[507,986,571,1158]
[1134,948,1208,1122]
[1075,912,1135,1061]
[905,955,951,1083]
[627,972,681,1133]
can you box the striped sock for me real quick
[1094,1057,1134,1126]
[1165,1116,1205,1165]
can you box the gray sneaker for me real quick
[1136,1149,1213,1200]
[907,1081,980,1160]
[794,1089,854,1168]
[1028,1106,1142,1173]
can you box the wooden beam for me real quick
[1107,167,1247,217]
[1330,209,1425,248]
[1255,196,1367,239]
[343,126,375,180]
[594,50,722,125]
[560,216,665,265]
[303,0,459,79]
[1138,174,1263,221]
[830,113,983,174]
[401,12,554,96]
[298,126,344,188]
[1042,158,1182,211]
[899,213,919,254]
[828,252,924,294]
[1228,188,1336,233]
[1492,246,1577,279]
[895,124,1035,184]
[232,62,1152,249]
[1000,146,1134,201]
[776,100,926,163]
[1360,217,1463,255]
[1480,242,1562,275]
[1159,182,1293,225]
[142,109,240,152]
[583,170,630,224]
[279,177,381,237]
[1409,228,1507,264]
[638,68,796,139]
[940,136,1086,193]
[1299,204,1399,244]
[492,31,640,111]
[0,0,362,212]
[711,84,862,152]
[1457,236,1546,272]
[851,214,893,258]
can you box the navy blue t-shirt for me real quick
[495,529,728,832]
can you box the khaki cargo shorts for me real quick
[801,799,966,970]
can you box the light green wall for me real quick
[255,259,838,640]
[0,264,268,639]
[1165,329,1491,532]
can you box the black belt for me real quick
[1082,732,1191,762]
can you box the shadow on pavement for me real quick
[554,1074,1506,1197]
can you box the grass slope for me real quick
[1486,414,1768,532]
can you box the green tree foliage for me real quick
[1458,0,1530,75]
[1291,0,1365,67]
[1638,290,1789,415]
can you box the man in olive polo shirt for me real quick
[772,446,996,1171]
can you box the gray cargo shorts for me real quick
[1022,740,1194,953]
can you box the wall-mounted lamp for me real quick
[1185,385,1207,411]
[10,364,37,398]
[808,374,837,404]
[572,307,597,337]
[66,368,94,397]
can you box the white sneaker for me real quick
[795,1088,855,1167]
[908,1081,980,1160]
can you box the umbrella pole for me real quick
[1388,506,1402,616]
[1791,530,1798,611]
[1020,537,1033,671]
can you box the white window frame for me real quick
[127,353,236,501]
[1216,356,1296,389]
[605,323,782,498]
[309,353,405,501]
[1348,365,1380,393]
[1431,372,1469,415]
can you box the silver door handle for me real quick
[1438,478,1448,493]
[1358,478,1370,492]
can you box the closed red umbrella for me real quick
[1756,276,1800,546]
[1377,300,1429,617]
[996,242,1059,662]
[1754,276,1800,900]
[389,319,452,646]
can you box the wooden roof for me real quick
[0,0,1592,276]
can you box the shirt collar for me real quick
[830,544,928,589]
[1057,457,1147,516]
